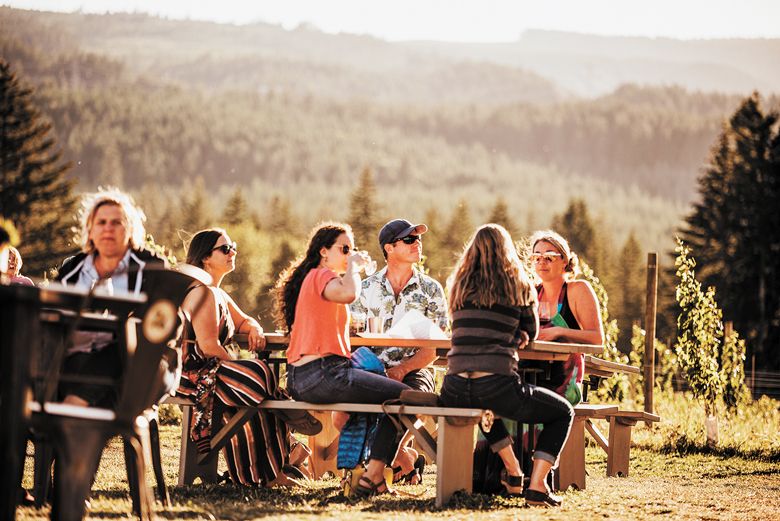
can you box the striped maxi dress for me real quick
[176,285,291,486]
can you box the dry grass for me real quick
[17,421,780,521]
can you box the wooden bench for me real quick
[556,403,619,491]
[163,396,488,507]
[581,356,661,475]
[584,409,661,478]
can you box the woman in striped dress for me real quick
[177,228,318,487]
[441,224,574,507]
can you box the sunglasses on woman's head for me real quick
[212,242,238,255]
[532,252,562,263]
[394,235,420,245]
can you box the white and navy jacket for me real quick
[55,247,166,294]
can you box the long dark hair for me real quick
[274,222,351,330]
[186,228,226,268]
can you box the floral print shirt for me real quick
[350,266,449,368]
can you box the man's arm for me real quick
[386,347,437,381]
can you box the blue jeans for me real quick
[441,373,573,464]
[287,355,410,464]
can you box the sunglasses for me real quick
[394,235,421,245]
[339,244,355,255]
[212,242,238,255]
[532,252,563,263]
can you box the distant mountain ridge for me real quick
[404,29,780,97]
[3,7,778,101]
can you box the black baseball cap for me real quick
[378,219,428,249]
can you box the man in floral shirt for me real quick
[351,218,448,393]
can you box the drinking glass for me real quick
[539,301,553,327]
[367,316,384,334]
[363,259,377,276]
[350,312,367,335]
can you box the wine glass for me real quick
[538,301,553,328]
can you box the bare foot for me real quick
[266,472,305,488]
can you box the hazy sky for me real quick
[5,0,780,41]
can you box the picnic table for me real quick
[171,333,609,505]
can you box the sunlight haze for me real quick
[5,0,780,41]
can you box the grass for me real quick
[592,390,780,461]
[17,393,780,520]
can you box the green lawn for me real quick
[17,422,780,521]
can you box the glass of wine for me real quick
[538,301,553,328]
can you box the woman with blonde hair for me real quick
[442,224,573,507]
[528,230,604,404]
[3,246,34,286]
[55,188,167,406]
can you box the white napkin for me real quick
[385,309,448,340]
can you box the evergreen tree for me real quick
[614,231,645,352]
[487,196,519,238]
[178,177,215,236]
[678,93,780,371]
[266,195,299,235]
[420,207,444,279]
[348,167,382,261]
[222,186,249,227]
[441,198,474,273]
[0,59,76,275]
[551,198,599,268]
[258,239,297,327]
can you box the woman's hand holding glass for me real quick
[349,250,376,276]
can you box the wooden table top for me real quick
[256,332,603,362]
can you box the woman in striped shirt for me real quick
[177,228,319,488]
[441,224,574,507]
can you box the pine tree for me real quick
[441,198,474,276]
[551,198,601,270]
[348,167,383,261]
[487,196,519,238]
[0,59,76,275]
[678,93,780,371]
[178,177,215,236]
[266,195,299,235]
[614,232,645,352]
[420,207,444,278]
[258,239,297,326]
[222,186,249,227]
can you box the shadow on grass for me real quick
[654,438,780,462]
[169,483,527,515]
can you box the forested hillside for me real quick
[2,6,778,347]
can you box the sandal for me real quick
[272,409,323,435]
[353,474,392,498]
[524,488,563,507]
[500,469,524,497]
[394,454,425,484]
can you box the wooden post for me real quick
[643,253,658,418]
